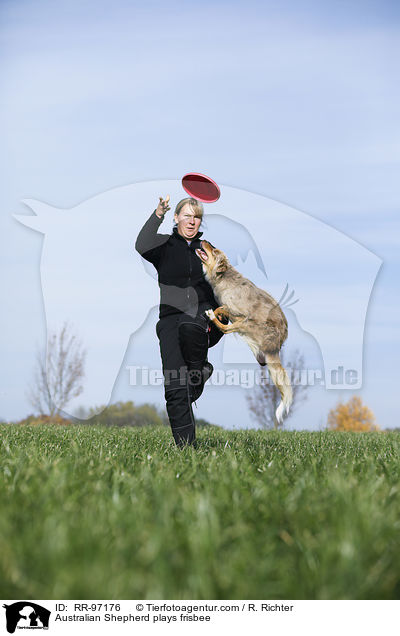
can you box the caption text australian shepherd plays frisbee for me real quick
[196,240,293,424]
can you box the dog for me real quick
[196,240,293,424]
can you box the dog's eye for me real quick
[208,242,216,249]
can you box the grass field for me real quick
[1,425,399,599]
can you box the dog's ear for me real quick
[215,252,228,275]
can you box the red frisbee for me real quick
[182,172,220,203]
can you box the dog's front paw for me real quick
[205,309,216,320]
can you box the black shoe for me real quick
[190,362,213,402]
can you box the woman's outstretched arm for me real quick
[135,196,171,264]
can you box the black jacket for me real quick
[135,211,219,318]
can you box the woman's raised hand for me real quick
[155,195,170,219]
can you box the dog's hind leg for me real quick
[205,309,246,334]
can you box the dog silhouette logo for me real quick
[13,180,381,416]
[2,602,51,633]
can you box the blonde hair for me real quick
[174,197,204,220]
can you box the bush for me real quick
[84,401,165,428]
[15,414,73,426]
[327,396,379,432]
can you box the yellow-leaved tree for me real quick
[327,396,379,432]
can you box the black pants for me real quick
[156,311,223,447]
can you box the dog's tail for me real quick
[265,352,293,425]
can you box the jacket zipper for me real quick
[187,245,192,301]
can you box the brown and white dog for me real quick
[196,240,293,424]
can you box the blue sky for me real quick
[1,0,399,429]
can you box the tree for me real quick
[27,322,86,417]
[246,349,308,429]
[327,396,379,432]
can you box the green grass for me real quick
[1,425,399,599]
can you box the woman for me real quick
[135,196,224,447]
